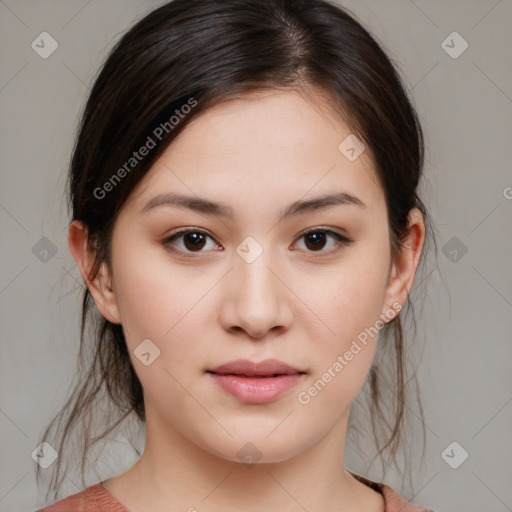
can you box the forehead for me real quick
[126,88,383,215]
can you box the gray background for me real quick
[1,1,511,511]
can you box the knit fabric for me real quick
[37,473,438,512]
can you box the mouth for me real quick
[207,372,304,377]
[207,358,306,377]
[206,359,307,403]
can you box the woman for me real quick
[36,0,439,510]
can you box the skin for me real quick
[69,88,425,512]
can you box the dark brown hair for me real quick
[36,0,438,502]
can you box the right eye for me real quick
[162,229,220,255]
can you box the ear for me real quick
[68,220,122,324]
[381,208,426,322]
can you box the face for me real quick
[78,88,411,464]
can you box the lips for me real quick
[207,358,306,377]
[206,359,306,404]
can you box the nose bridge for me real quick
[236,237,281,308]
[222,235,291,337]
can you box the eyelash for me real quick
[162,227,353,258]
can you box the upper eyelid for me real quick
[164,226,347,239]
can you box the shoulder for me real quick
[35,481,129,512]
[349,471,438,512]
[380,483,439,512]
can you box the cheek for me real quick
[301,250,389,346]
[112,255,207,404]
[111,246,216,389]
[112,244,194,339]
[293,243,389,405]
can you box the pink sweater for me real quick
[36,473,437,511]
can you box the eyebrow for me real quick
[141,191,366,220]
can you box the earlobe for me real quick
[67,220,122,324]
[381,208,426,322]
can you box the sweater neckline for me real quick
[95,472,389,512]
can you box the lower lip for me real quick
[208,373,304,404]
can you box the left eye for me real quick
[163,228,353,256]
[294,228,353,255]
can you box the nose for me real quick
[218,251,293,340]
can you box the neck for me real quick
[106,407,384,512]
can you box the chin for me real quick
[195,428,311,466]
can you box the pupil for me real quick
[185,233,205,251]
[306,232,325,250]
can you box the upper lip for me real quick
[208,358,306,377]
